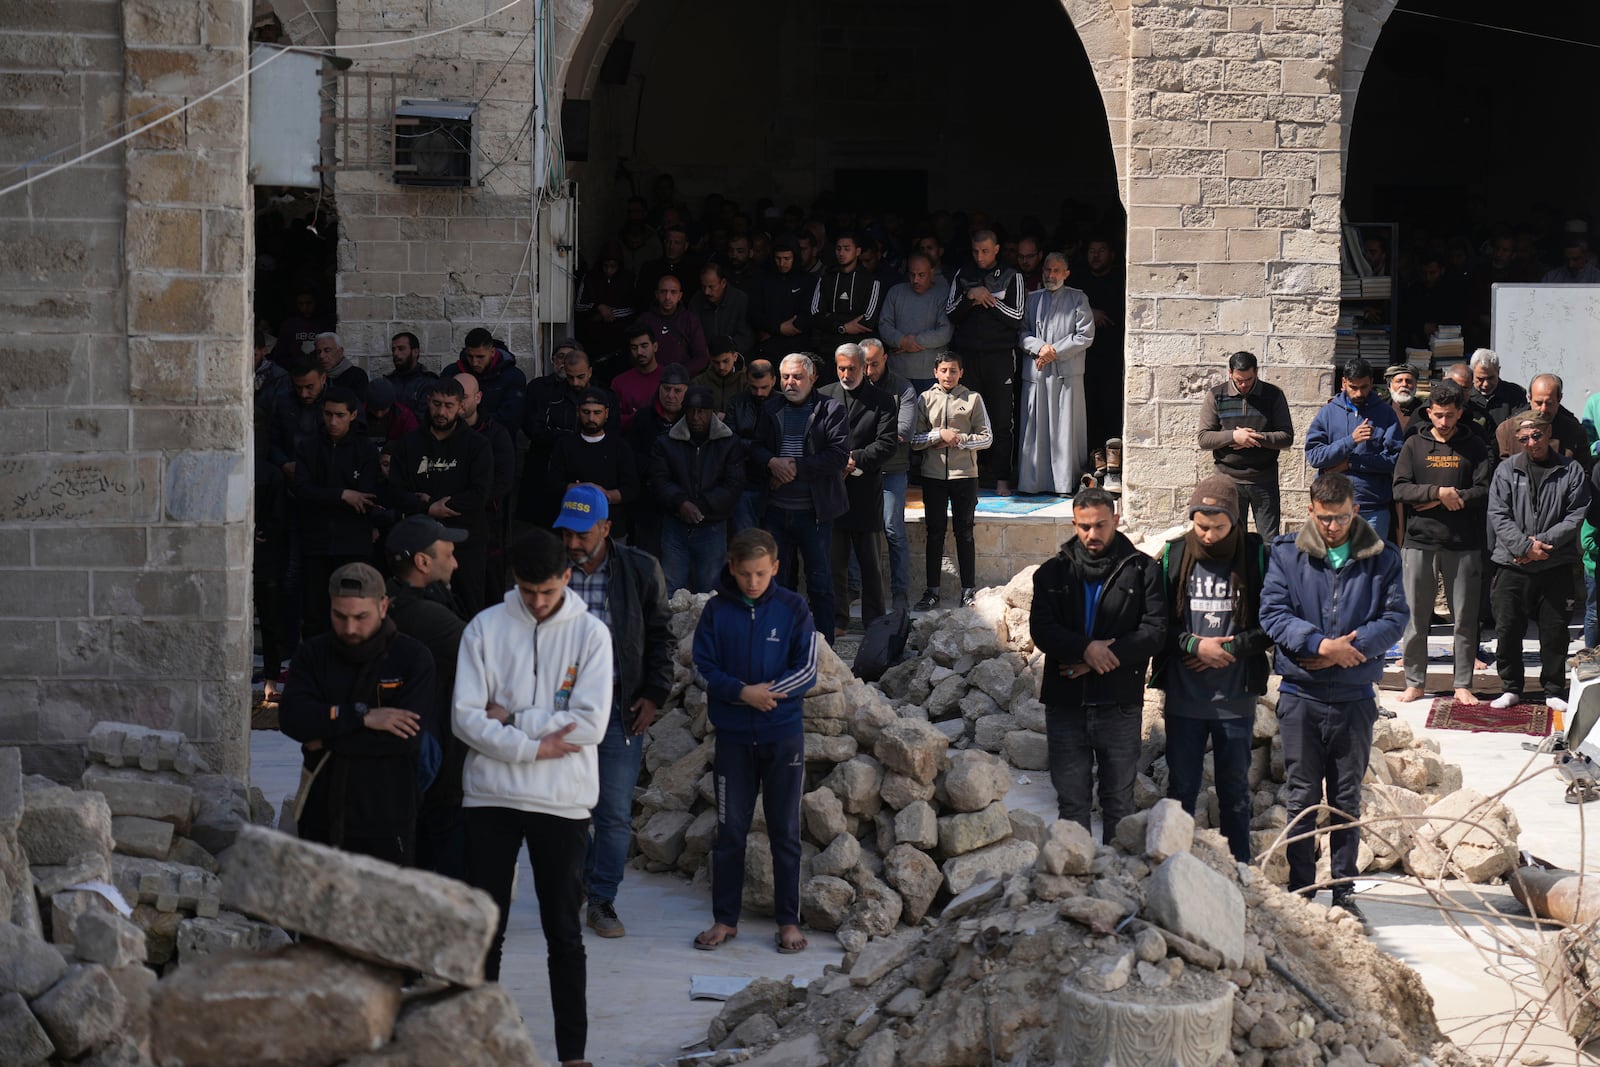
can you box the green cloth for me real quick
[1326,540,1352,570]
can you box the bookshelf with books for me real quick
[1338,221,1399,369]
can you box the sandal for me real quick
[775,929,808,954]
[693,927,737,951]
[1565,781,1600,805]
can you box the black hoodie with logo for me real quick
[388,421,495,536]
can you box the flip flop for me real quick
[775,930,807,954]
[1565,782,1600,805]
[693,929,736,951]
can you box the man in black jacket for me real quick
[461,371,515,605]
[269,358,328,475]
[819,343,897,636]
[291,386,382,637]
[727,359,776,535]
[384,516,469,878]
[548,387,640,538]
[1150,478,1273,863]
[650,386,745,593]
[752,237,813,362]
[1029,488,1166,841]
[808,232,881,382]
[551,485,673,939]
[946,229,1025,494]
[520,346,620,524]
[386,331,437,419]
[279,563,435,865]
[389,377,496,616]
[626,363,690,556]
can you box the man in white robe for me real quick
[1018,253,1095,494]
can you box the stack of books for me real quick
[1360,275,1392,299]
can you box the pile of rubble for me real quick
[0,727,548,1067]
[631,570,1519,949]
[696,802,1484,1067]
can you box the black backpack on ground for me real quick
[854,608,911,682]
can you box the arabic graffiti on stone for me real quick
[1,460,142,520]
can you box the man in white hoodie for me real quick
[454,527,612,1067]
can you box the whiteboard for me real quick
[1490,284,1600,415]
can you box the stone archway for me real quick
[1340,0,1400,160]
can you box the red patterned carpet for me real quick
[1425,697,1551,737]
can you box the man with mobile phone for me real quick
[1306,358,1403,540]
[551,485,674,938]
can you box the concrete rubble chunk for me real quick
[1038,818,1096,877]
[849,928,920,986]
[936,801,1012,857]
[110,854,221,914]
[941,837,1039,896]
[81,766,194,833]
[940,877,1003,920]
[800,788,847,843]
[72,910,147,968]
[151,941,403,1067]
[105,964,156,1054]
[177,912,291,962]
[51,889,115,946]
[941,750,1012,813]
[893,801,938,850]
[879,771,935,810]
[31,964,126,1059]
[111,815,175,859]
[1144,798,1195,862]
[1003,729,1050,771]
[187,774,251,854]
[340,984,550,1067]
[882,845,942,925]
[800,875,855,931]
[0,748,22,837]
[0,919,69,998]
[221,826,497,986]
[88,721,206,775]
[0,991,54,1067]
[742,1032,828,1067]
[30,851,111,896]
[1144,851,1246,969]
[811,833,861,879]
[18,786,113,867]
[636,810,694,865]
[873,719,950,785]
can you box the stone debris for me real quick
[0,734,550,1067]
[696,818,1482,1067]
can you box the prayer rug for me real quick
[1425,697,1551,738]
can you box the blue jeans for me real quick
[764,507,835,642]
[1363,505,1391,542]
[584,709,645,904]
[660,518,726,594]
[846,471,909,605]
[1164,713,1253,863]
[1586,571,1597,649]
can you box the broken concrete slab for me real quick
[1037,818,1095,877]
[176,912,291,962]
[29,851,111,896]
[72,910,147,968]
[941,837,1038,896]
[1144,852,1246,969]
[221,826,497,987]
[849,928,919,987]
[110,815,174,859]
[18,786,113,866]
[187,775,251,854]
[109,855,221,914]
[0,991,54,1067]
[151,942,402,1067]
[341,985,549,1067]
[31,963,126,1059]
[0,919,68,998]
[1144,798,1195,862]
[80,766,194,832]
[87,721,206,776]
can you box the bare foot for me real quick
[1398,686,1425,703]
[693,922,737,949]
[775,924,808,953]
[1453,688,1479,705]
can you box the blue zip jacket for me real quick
[1304,392,1403,509]
[693,569,820,744]
[1259,516,1408,702]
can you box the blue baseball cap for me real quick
[552,484,610,532]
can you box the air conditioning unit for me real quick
[394,100,477,188]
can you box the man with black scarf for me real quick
[1149,477,1273,863]
[1029,488,1166,842]
[279,563,436,865]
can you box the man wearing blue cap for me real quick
[552,484,673,939]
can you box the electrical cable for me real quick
[1394,9,1600,51]
[0,0,529,201]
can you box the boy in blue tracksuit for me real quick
[692,528,819,953]
[1304,358,1403,540]
[1260,472,1407,922]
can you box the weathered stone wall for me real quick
[331,1,542,374]
[1111,0,1346,527]
[0,0,254,777]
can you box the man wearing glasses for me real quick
[1486,411,1591,714]
[1259,472,1407,922]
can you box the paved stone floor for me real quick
[248,620,1600,1065]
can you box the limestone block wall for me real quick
[1109,0,1345,527]
[330,0,541,374]
[0,0,254,777]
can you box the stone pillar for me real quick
[333,2,540,374]
[0,0,254,776]
[1116,0,1344,527]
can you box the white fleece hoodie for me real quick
[453,586,613,819]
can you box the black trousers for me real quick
[450,530,489,618]
[465,806,589,1062]
[970,348,1016,481]
[922,477,979,590]
[1278,693,1377,894]
[1492,564,1579,699]
[831,527,885,631]
[1045,702,1140,844]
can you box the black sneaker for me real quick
[914,590,940,611]
[960,587,976,607]
[587,900,625,938]
[1330,891,1367,926]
